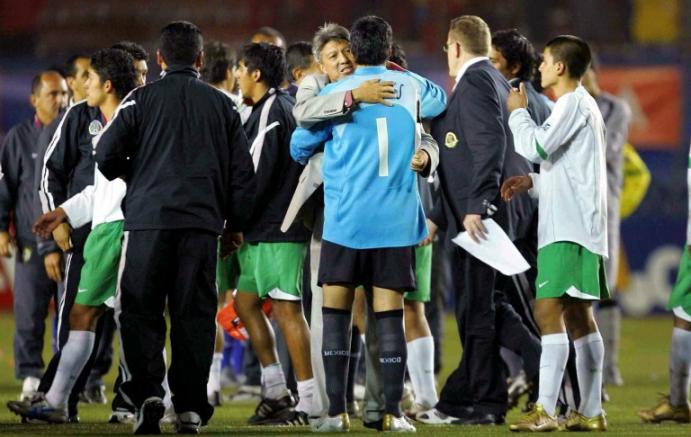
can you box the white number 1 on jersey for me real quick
[376,117,389,177]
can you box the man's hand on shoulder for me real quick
[507,82,528,113]
[352,79,395,106]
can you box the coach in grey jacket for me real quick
[0,71,66,398]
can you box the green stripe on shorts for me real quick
[536,241,609,300]
[75,221,124,308]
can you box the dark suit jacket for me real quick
[430,59,536,241]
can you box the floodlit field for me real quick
[0,313,687,435]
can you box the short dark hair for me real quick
[253,26,286,47]
[286,41,313,79]
[350,15,392,66]
[240,43,286,89]
[545,35,591,79]
[160,21,203,66]
[201,41,236,84]
[31,70,62,96]
[111,41,149,61]
[90,48,138,100]
[389,41,408,69]
[491,29,536,81]
[65,54,89,77]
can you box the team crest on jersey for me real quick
[88,120,103,136]
[445,131,458,148]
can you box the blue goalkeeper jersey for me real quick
[290,65,429,249]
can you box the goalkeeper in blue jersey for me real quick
[291,15,428,433]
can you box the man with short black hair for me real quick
[233,42,314,426]
[64,55,90,104]
[95,21,255,434]
[0,70,67,402]
[251,26,287,48]
[111,41,149,86]
[286,41,320,84]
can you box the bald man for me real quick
[0,71,67,401]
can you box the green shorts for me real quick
[668,247,691,318]
[236,242,306,301]
[75,221,124,308]
[216,244,240,294]
[404,244,432,302]
[536,241,609,301]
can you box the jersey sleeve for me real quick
[95,91,139,180]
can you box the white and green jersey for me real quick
[508,85,608,257]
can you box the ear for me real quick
[194,50,204,71]
[103,79,113,94]
[510,62,521,77]
[319,63,327,75]
[156,50,165,68]
[291,67,301,83]
[555,61,567,77]
[29,94,38,109]
[454,41,461,58]
[251,68,262,83]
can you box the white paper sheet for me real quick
[452,218,530,276]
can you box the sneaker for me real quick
[311,412,350,432]
[7,396,68,424]
[508,403,558,432]
[382,414,416,432]
[405,402,433,420]
[507,371,529,409]
[247,393,296,425]
[109,407,135,424]
[175,411,202,434]
[269,409,309,426]
[19,376,40,402]
[415,407,458,425]
[133,397,165,435]
[565,410,608,431]
[637,395,690,423]
[80,384,107,404]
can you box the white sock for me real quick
[574,332,604,417]
[207,352,223,396]
[406,336,438,408]
[162,347,172,408]
[537,333,569,416]
[296,378,315,415]
[261,362,288,400]
[670,327,691,406]
[45,330,95,409]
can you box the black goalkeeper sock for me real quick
[374,309,407,416]
[322,306,352,417]
[346,327,362,403]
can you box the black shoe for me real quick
[247,394,296,425]
[452,412,505,425]
[267,409,309,426]
[133,397,165,435]
[176,411,201,434]
[363,419,383,431]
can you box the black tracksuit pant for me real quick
[116,229,217,424]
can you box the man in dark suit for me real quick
[419,15,538,425]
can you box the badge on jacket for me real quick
[445,131,458,148]
[88,120,103,136]
[22,247,32,263]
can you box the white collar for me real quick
[454,56,489,85]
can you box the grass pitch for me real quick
[0,313,688,435]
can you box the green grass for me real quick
[0,313,688,435]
